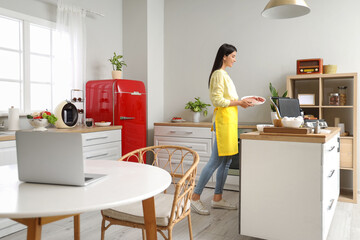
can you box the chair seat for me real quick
[102,193,174,227]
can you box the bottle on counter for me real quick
[314,120,321,134]
[338,86,347,106]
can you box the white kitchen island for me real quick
[240,127,340,240]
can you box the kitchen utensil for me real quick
[269,97,282,119]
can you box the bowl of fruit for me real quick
[27,110,58,131]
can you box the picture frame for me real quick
[298,94,315,105]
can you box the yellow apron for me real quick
[213,106,238,156]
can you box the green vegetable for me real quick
[42,113,58,125]
[26,115,33,119]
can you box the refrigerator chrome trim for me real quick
[114,91,146,95]
[112,80,116,125]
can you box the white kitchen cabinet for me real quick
[154,125,213,182]
[0,140,17,166]
[82,129,122,160]
[240,131,340,240]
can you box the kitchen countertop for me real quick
[154,121,258,129]
[240,127,340,143]
[0,125,122,142]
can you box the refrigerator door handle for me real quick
[120,116,135,120]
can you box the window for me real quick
[0,9,56,114]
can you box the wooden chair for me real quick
[100,145,200,240]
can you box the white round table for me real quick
[0,160,171,240]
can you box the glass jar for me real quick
[329,93,339,106]
[338,86,347,106]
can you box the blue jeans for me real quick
[194,127,234,195]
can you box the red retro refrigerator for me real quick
[86,79,146,161]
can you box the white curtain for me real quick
[53,0,86,107]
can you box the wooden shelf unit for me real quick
[287,72,358,203]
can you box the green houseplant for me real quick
[109,52,127,79]
[185,97,211,122]
[269,82,288,112]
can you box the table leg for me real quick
[26,218,42,240]
[12,214,81,240]
[142,197,157,240]
[74,214,80,240]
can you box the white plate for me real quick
[171,119,186,123]
[95,122,111,127]
[241,96,266,105]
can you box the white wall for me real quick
[164,0,360,123]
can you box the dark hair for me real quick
[208,43,237,88]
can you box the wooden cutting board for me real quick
[262,127,312,134]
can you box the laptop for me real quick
[16,131,106,186]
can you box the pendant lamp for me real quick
[262,0,310,19]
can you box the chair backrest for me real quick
[118,145,200,226]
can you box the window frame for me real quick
[0,7,56,116]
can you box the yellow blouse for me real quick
[209,69,239,123]
[209,69,238,106]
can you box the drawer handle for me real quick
[327,146,335,152]
[86,153,109,159]
[328,169,335,178]
[327,199,335,211]
[169,130,193,134]
[86,136,108,141]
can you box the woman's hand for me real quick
[229,100,253,108]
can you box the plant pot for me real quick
[270,111,279,125]
[192,112,200,123]
[112,70,122,79]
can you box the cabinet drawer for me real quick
[82,130,121,147]
[322,134,339,170]
[83,143,121,161]
[340,138,353,168]
[155,126,212,139]
[154,136,212,159]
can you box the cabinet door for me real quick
[0,141,17,166]
[340,138,353,168]
[83,142,121,160]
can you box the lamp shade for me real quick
[262,0,310,19]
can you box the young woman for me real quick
[191,43,252,215]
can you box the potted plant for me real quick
[109,52,127,79]
[269,82,287,122]
[185,97,211,122]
